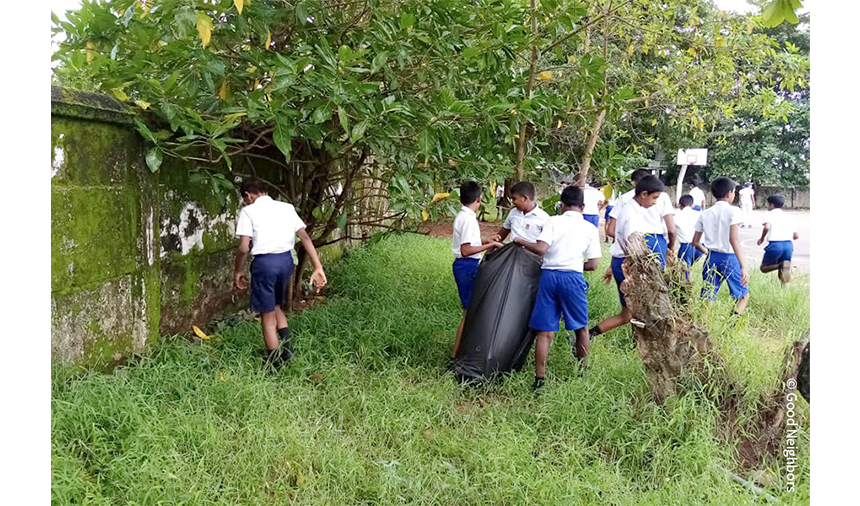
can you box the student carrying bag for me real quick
[453,242,542,382]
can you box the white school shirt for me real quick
[582,185,606,215]
[235,195,307,256]
[609,190,675,234]
[674,207,701,244]
[452,206,483,259]
[739,187,755,206]
[764,208,795,243]
[536,211,602,272]
[503,205,550,243]
[689,186,706,207]
[609,197,662,258]
[693,201,743,254]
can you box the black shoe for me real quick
[533,376,545,392]
[263,348,284,371]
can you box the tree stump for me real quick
[621,233,809,467]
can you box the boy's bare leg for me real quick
[535,331,554,378]
[275,306,289,329]
[760,263,780,273]
[594,307,632,335]
[260,311,280,351]
[734,294,750,314]
[572,327,590,361]
[451,311,467,359]
[778,260,791,284]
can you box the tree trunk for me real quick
[622,233,809,468]
[515,0,538,181]
[574,108,606,186]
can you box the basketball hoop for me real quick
[687,154,697,165]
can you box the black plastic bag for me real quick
[453,242,543,382]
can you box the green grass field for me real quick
[52,234,810,505]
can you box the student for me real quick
[493,181,551,244]
[513,186,601,391]
[582,180,607,228]
[605,169,676,249]
[675,194,703,267]
[495,183,506,219]
[757,195,799,284]
[233,177,327,369]
[692,177,750,314]
[689,184,706,211]
[603,186,617,243]
[738,183,755,228]
[590,175,671,339]
[451,181,504,361]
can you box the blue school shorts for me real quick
[529,269,589,332]
[583,214,600,228]
[612,234,668,307]
[452,257,480,309]
[701,251,749,301]
[604,205,614,220]
[693,205,702,211]
[761,240,793,266]
[250,251,294,313]
[678,242,703,266]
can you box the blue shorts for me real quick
[452,257,480,309]
[701,251,749,301]
[762,241,793,266]
[529,270,589,332]
[583,214,600,228]
[604,205,614,220]
[678,242,703,266]
[693,205,702,211]
[612,234,668,307]
[250,251,294,313]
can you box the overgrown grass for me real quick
[52,234,810,505]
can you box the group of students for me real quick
[449,171,799,391]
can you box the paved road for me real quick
[734,209,810,271]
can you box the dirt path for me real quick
[419,220,505,241]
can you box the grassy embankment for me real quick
[52,233,810,505]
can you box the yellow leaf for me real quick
[135,99,151,110]
[234,0,244,15]
[86,41,95,63]
[430,192,450,204]
[421,210,429,221]
[651,119,657,126]
[567,55,575,64]
[557,119,563,129]
[627,44,635,55]
[246,65,257,73]
[192,325,211,340]
[265,30,271,50]
[687,47,696,57]
[253,78,260,90]
[219,80,229,101]
[715,37,724,47]
[747,18,755,34]
[196,12,213,49]
[218,372,228,381]
[510,109,517,115]
[642,44,649,54]
[448,159,457,168]
[407,26,413,34]
[538,71,553,81]
[423,157,429,166]
[110,88,128,101]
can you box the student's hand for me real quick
[757,238,764,246]
[490,233,502,243]
[233,272,249,291]
[310,269,327,292]
[601,266,613,285]
[490,241,504,250]
[740,267,749,286]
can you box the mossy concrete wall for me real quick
[51,87,247,368]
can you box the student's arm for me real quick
[233,235,252,290]
[793,232,799,240]
[297,228,328,290]
[584,258,599,271]
[692,231,707,254]
[605,218,616,238]
[663,214,676,251]
[461,241,503,257]
[493,228,511,242]
[757,223,770,246]
[512,237,549,256]
[729,224,749,286]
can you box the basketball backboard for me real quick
[676,148,708,166]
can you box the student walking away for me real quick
[603,186,617,242]
[675,195,703,269]
[514,186,601,391]
[590,176,675,340]
[692,177,750,315]
[233,177,327,370]
[492,181,550,245]
[450,181,504,363]
[582,180,607,228]
[605,169,676,247]
[738,182,755,228]
[495,183,506,219]
[689,184,706,211]
[757,195,799,284]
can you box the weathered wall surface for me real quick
[51,87,247,367]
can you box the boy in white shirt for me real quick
[514,186,601,391]
[493,181,550,244]
[451,181,504,361]
[738,183,755,228]
[756,195,799,284]
[582,181,606,228]
[692,177,750,314]
[606,169,676,250]
[689,184,706,211]
[675,195,703,267]
[590,175,670,339]
[233,178,327,368]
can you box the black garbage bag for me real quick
[453,242,543,382]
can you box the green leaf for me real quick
[146,147,163,173]
[273,122,292,162]
[336,212,348,229]
[371,51,388,73]
[312,102,333,124]
[134,119,157,143]
[338,108,350,136]
[296,3,309,25]
[350,119,369,142]
[418,129,436,156]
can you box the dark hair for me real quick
[635,175,664,196]
[560,185,584,207]
[240,177,268,195]
[767,195,785,208]
[460,181,482,205]
[509,181,536,200]
[679,194,694,208]
[630,168,652,184]
[710,177,737,199]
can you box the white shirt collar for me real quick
[460,205,476,216]
[562,210,583,218]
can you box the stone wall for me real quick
[51,87,247,367]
